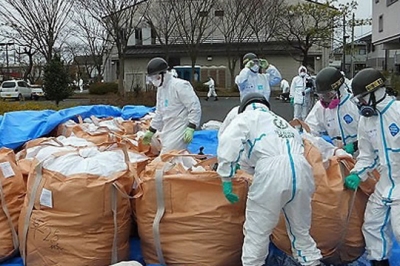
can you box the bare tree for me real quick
[18,47,37,82]
[247,0,285,56]
[170,0,216,82]
[71,10,109,82]
[144,0,178,61]
[75,0,149,94]
[0,0,74,63]
[213,0,254,89]
[275,0,356,69]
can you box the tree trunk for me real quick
[228,58,237,91]
[24,53,34,82]
[302,49,309,68]
[118,55,125,95]
[190,56,196,83]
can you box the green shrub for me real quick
[192,81,208,92]
[89,82,118,95]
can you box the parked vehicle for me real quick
[30,84,45,100]
[0,80,31,101]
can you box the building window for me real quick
[215,10,224,17]
[199,11,208,17]
[359,49,366,55]
[379,15,383,32]
[387,0,398,6]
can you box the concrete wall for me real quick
[120,54,306,91]
[372,0,400,44]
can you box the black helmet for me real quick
[351,68,386,98]
[147,57,168,76]
[315,67,344,93]
[243,53,258,65]
[238,93,270,114]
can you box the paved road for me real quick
[199,96,294,126]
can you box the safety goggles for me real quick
[316,90,337,102]
[350,93,368,106]
[146,74,162,84]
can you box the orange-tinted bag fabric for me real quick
[135,153,248,266]
[0,148,26,262]
[18,156,133,266]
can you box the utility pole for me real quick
[0,42,15,80]
[342,14,346,74]
[350,13,355,78]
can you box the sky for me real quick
[337,0,372,38]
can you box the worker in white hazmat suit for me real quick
[235,52,281,102]
[204,76,218,101]
[344,68,399,266]
[142,57,201,154]
[217,92,322,266]
[290,66,313,120]
[305,67,360,155]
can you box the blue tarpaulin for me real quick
[0,105,155,150]
[1,105,400,265]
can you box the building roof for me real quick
[125,42,303,58]
[74,55,102,65]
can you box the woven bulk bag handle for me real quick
[0,182,19,261]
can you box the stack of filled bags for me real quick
[0,148,25,262]
[15,135,148,266]
[134,151,250,266]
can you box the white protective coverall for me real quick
[350,89,400,261]
[150,72,201,153]
[217,103,321,266]
[290,66,313,120]
[305,83,360,147]
[281,79,290,94]
[235,65,282,102]
[204,77,217,98]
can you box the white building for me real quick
[372,0,400,72]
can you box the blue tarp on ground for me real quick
[0,105,155,150]
[1,106,400,265]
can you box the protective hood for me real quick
[298,66,307,75]
[243,102,270,113]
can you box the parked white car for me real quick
[0,80,32,100]
[30,84,45,100]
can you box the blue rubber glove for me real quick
[290,97,294,106]
[183,127,195,143]
[259,59,269,69]
[343,143,355,155]
[142,130,154,145]
[222,181,239,204]
[344,173,361,191]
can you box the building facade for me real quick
[103,0,332,91]
[371,0,400,74]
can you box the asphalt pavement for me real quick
[199,96,294,126]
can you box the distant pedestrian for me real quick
[78,78,84,93]
[204,76,218,101]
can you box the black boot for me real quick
[214,97,218,101]
[371,259,390,266]
[205,97,209,101]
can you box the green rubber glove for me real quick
[259,59,269,69]
[245,60,255,69]
[142,130,154,145]
[343,143,355,155]
[290,97,294,106]
[183,127,195,143]
[344,173,361,191]
[235,163,241,173]
[222,181,239,204]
